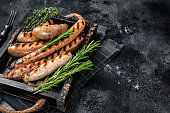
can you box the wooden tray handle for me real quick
[0,99,46,113]
[65,13,84,20]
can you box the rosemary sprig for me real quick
[22,7,58,32]
[35,41,101,93]
[40,29,74,51]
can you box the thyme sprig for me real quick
[22,7,58,32]
[40,29,74,51]
[35,41,101,93]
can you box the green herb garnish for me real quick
[40,29,74,51]
[22,7,58,32]
[35,41,101,93]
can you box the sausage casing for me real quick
[9,35,83,69]
[8,41,47,57]
[7,36,84,80]
[32,24,69,40]
[23,52,72,82]
[17,19,55,42]
[17,32,38,42]
[9,17,85,69]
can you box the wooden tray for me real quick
[0,10,97,112]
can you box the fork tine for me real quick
[8,11,15,26]
[9,10,15,26]
[9,11,17,26]
[6,10,13,25]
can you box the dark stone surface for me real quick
[0,0,170,113]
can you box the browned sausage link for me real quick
[7,36,84,80]
[7,51,61,80]
[64,36,84,53]
[43,19,54,26]
[17,19,54,43]
[65,13,85,44]
[23,52,72,82]
[9,14,85,69]
[9,34,83,69]
[32,24,69,40]
[8,41,47,57]
[17,32,38,42]
[65,13,84,20]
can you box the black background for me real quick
[0,0,170,113]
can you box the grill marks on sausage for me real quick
[59,54,62,59]
[44,62,47,66]
[35,67,39,72]
[16,59,23,65]
[69,43,72,47]
[22,43,26,47]
[29,43,32,47]
[16,43,20,47]
[51,53,54,59]
[44,58,48,63]
[60,37,65,41]
[49,45,52,49]
[27,69,34,76]
[28,50,39,59]
[37,61,41,67]
[30,32,32,37]
[35,50,39,56]
[47,19,52,25]
[77,22,79,29]
[27,54,32,59]
[73,27,75,32]
[29,62,34,68]
[64,51,69,55]
[20,67,24,72]
[63,46,66,51]
[24,32,27,37]
[10,41,46,50]
[74,39,77,44]
[11,69,17,75]
[79,36,82,40]
[51,54,58,62]
[37,41,41,45]
[51,58,55,62]
[21,66,26,71]
[82,20,85,25]
[35,42,38,46]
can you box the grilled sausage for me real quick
[6,36,84,80]
[32,24,69,40]
[7,50,62,80]
[17,32,38,42]
[8,41,47,57]
[64,13,85,47]
[9,13,85,69]
[9,27,84,69]
[23,52,72,82]
[17,19,54,42]
[42,19,54,26]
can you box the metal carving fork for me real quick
[0,10,17,46]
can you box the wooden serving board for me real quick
[0,9,97,112]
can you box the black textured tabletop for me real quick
[0,0,170,113]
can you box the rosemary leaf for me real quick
[35,41,101,93]
[40,29,74,51]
